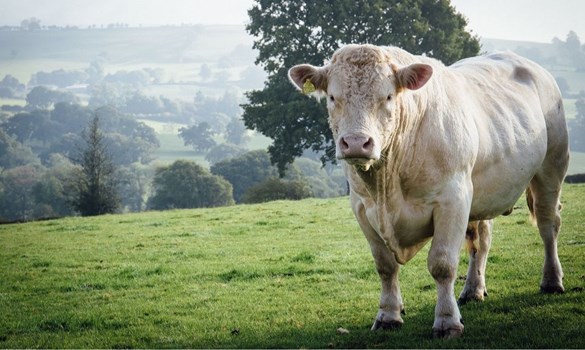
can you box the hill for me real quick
[0,25,255,82]
[1,184,584,348]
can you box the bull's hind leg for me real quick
[459,220,493,304]
[528,149,568,293]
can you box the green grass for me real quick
[1,184,584,348]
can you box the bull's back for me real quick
[450,52,566,220]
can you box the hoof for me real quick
[371,319,403,331]
[540,284,565,294]
[432,326,464,339]
[458,290,487,306]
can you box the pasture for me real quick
[1,184,584,348]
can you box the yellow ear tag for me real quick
[302,79,316,94]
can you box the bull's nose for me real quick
[339,133,376,159]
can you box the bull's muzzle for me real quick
[337,133,379,166]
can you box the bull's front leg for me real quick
[369,237,404,330]
[428,186,471,338]
[353,199,404,330]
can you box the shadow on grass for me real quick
[2,287,583,349]
[164,287,585,349]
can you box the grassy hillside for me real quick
[1,184,584,348]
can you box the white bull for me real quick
[288,44,569,338]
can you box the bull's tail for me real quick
[526,187,537,225]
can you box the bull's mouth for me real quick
[340,157,377,171]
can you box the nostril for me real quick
[363,137,374,151]
[340,137,350,151]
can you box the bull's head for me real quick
[288,45,432,171]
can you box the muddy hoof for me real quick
[540,284,565,294]
[432,326,464,339]
[371,319,403,331]
[458,291,486,306]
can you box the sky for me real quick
[0,0,584,43]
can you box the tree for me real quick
[178,122,216,153]
[20,17,41,31]
[26,86,78,110]
[242,177,313,204]
[3,110,54,145]
[210,150,278,203]
[291,157,346,198]
[225,117,250,146]
[32,154,76,218]
[0,74,25,98]
[104,69,151,87]
[205,143,246,165]
[0,165,41,222]
[116,163,153,212]
[242,0,480,173]
[0,128,39,169]
[199,64,212,81]
[569,91,585,152]
[85,60,105,84]
[148,160,234,210]
[69,115,119,216]
[564,31,585,71]
[30,69,88,88]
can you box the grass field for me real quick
[1,184,584,348]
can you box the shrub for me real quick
[148,160,234,209]
[242,177,313,204]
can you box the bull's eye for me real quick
[387,95,392,101]
[329,95,335,102]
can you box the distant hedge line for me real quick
[565,173,585,183]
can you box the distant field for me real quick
[569,151,585,175]
[0,25,254,86]
[0,97,25,106]
[0,26,252,64]
[0,184,584,348]
[153,133,207,166]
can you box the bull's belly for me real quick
[469,186,525,221]
[469,155,543,220]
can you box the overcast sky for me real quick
[0,0,584,43]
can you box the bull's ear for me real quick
[288,64,327,95]
[396,63,433,90]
